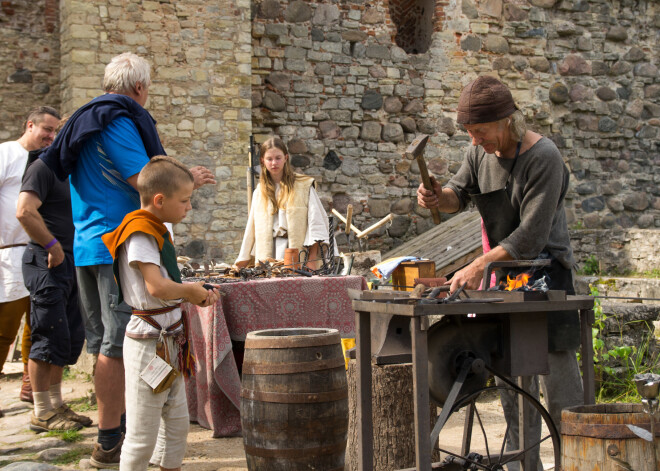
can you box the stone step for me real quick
[575,276,660,304]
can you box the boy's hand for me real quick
[188,281,220,307]
[187,281,211,305]
[200,285,220,307]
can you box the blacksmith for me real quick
[417,75,582,471]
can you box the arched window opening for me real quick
[389,0,435,54]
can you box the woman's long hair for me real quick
[259,137,296,215]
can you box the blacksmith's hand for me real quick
[446,260,483,294]
[190,166,217,189]
[417,175,442,209]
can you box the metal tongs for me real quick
[419,283,503,304]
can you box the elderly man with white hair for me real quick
[41,52,215,468]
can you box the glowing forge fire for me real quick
[503,273,531,291]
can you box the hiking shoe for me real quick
[90,433,124,469]
[55,403,93,427]
[29,410,83,432]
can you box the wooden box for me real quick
[391,260,436,291]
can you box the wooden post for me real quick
[411,315,432,471]
[356,310,373,471]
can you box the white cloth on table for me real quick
[119,232,182,338]
[236,183,336,262]
[0,141,30,302]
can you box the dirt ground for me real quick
[1,360,555,470]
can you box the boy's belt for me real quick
[131,303,183,333]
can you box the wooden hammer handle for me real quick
[416,155,442,225]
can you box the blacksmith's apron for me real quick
[469,142,580,352]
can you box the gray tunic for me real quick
[445,137,574,270]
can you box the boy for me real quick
[102,156,218,471]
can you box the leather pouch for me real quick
[152,340,179,394]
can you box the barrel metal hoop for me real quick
[243,441,347,458]
[242,356,345,374]
[241,387,348,403]
[245,332,341,349]
[561,422,660,439]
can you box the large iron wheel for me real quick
[434,384,561,471]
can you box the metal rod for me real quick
[592,295,660,301]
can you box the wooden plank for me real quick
[382,211,482,277]
[352,296,596,318]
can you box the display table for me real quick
[183,275,367,437]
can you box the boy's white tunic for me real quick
[118,232,183,338]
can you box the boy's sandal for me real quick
[29,410,83,432]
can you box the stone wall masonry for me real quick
[251,0,659,263]
[2,0,657,266]
[0,0,61,141]
[58,0,252,260]
[571,228,660,274]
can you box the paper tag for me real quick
[140,355,174,389]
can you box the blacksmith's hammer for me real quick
[405,134,441,225]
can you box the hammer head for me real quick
[404,134,430,159]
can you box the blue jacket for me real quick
[40,94,165,181]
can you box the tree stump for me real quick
[346,360,440,470]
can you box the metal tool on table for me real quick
[406,134,441,225]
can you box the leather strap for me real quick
[0,244,27,250]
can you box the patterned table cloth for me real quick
[183,275,366,437]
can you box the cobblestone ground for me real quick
[0,361,247,471]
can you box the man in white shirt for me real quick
[0,106,60,414]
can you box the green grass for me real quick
[51,446,94,466]
[45,428,84,443]
[68,395,97,412]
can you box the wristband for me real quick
[44,238,58,250]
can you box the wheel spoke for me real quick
[498,411,512,466]
[473,403,492,463]
[500,433,553,467]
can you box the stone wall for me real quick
[0,0,61,141]
[58,0,252,260]
[1,0,658,265]
[251,0,659,259]
[572,228,660,274]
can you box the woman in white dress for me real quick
[235,137,333,270]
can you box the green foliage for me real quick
[580,255,600,275]
[582,284,660,403]
[571,220,584,230]
[45,429,84,443]
[68,395,97,412]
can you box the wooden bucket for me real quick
[561,403,660,470]
[240,328,349,471]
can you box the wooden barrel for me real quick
[561,403,660,470]
[240,328,349,471]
